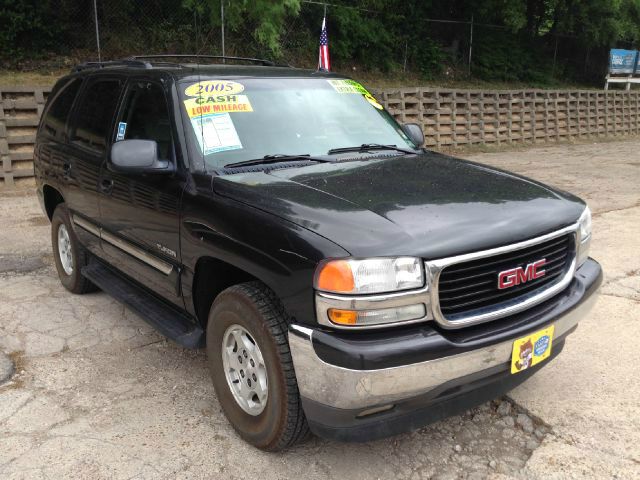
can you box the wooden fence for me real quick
[0,86,50,188]
[373,88,640,148]
[1,85,640,188]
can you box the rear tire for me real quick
[206,281,309,451]
[51,204,97,294]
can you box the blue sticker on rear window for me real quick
[116,122,127,141]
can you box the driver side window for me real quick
[117,82,173,160]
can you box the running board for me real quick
[81,261,204,349]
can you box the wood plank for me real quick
[9,169,35,178]
[9,152,34,161]
[7,134,36,144]
[0,85,52,93]
[5,117,40,127]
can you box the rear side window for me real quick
[71,79,122,152]
[41,78,82,138]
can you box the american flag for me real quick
[318,16,330,71]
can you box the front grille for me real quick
[437,233,575,320]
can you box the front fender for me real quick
[179,176,348,325]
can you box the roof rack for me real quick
[72,55,286,74]
[128,54,278,67]
[73,59,153,72]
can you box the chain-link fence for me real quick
[0,0,611,86]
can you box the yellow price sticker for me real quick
[327,79,370,95]
[183,95,253,118]
[184,80,245,97]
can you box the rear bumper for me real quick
[288,258,602,441]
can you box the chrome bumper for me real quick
[289,289,598,411]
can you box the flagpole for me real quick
[318,4,327,71]
[318,19,322,70]
[318,3,329,71]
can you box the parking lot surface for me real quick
[1,140,639,479]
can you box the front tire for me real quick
[51,204,96,294]
[206,282,309,451]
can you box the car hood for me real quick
[212,152,585,259]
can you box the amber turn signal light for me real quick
[327,308,358,325]
[316,260,355,293]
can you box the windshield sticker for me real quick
[364,93,384,110]
[327,79,370,95]
[184,80,245,97]
[191,113,243,155]
[116,121,127,141]
[183,95,253,117]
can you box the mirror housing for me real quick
[402,123,425,147]
[109,139,173,174]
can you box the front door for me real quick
[98,79,185,307]
[63,77,123,255]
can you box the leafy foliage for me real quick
[186,0,301,55]
[3,0,640,86]
[0,0,65,59]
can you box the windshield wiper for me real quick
[224,154,332,169]
[327,144,416,155]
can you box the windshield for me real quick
[179,77,416,170]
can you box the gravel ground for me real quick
[1,139,639,479]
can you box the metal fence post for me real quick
[93,0,101,62]
[552,35,558,74]
[221,0,225,59]
[468,15,473,75]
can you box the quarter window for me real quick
[71,79,121,152]
[41,78,82,138]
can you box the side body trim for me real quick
[72,214,174,275]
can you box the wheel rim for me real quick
[57,223,74,276]
[221,324,268,416]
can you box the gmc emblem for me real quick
[498,259,547,290]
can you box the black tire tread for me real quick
[217,281,310,450]
[52,204,98,294]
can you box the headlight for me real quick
[315,257,424,294]
[578,206,592,241]
[577,206,592,267]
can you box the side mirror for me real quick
[109,139,173,174]
[402,123,424,147]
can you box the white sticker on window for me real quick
[191,113,243,155]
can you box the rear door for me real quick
[65,76,124,254]
[35,77,83,209]
[98,78,185,307]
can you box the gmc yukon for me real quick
[34,56,602,451]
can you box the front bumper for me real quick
[288,258,602,441]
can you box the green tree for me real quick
[185,0,301,55]
[0,0,66,60]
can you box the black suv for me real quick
[34,56,602,451]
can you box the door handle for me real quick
[100,178,114,195]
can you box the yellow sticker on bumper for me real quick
[511,325,554,374]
